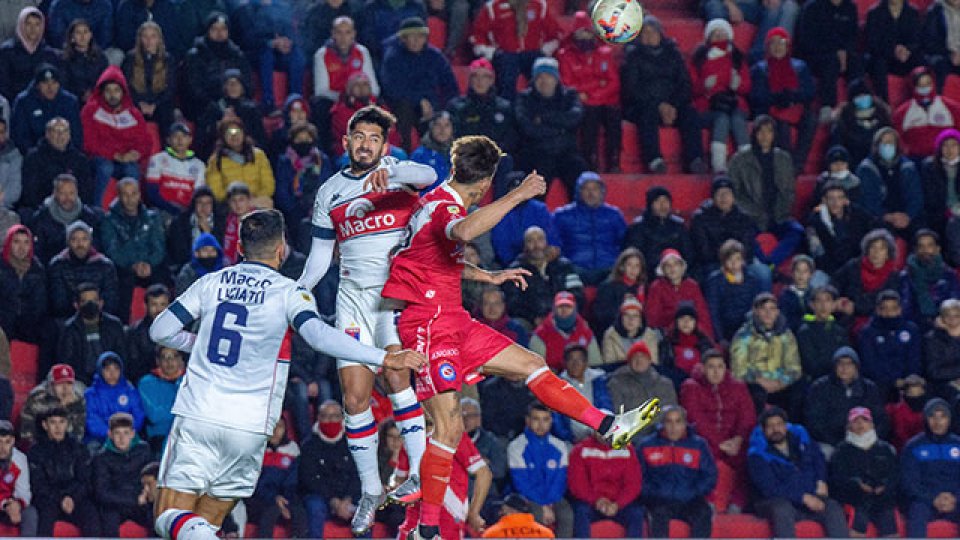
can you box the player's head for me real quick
[239,209,286,268]
[344,105,395,172]
[449,135,502,196]
[108,412,135,451]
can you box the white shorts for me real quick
[336,284,401,371]
[158,416,268,500]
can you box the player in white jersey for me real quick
[298,105,437,534]
[148,209,425,540]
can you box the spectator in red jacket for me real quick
[469,0,563,100]
[0,421,36,536]
[556,11,621,173]
[680,349,756,512]
[328,72,401,156]
[885,373,929,451]
[893,66,960,159]
[568,432,644,538]
[529,291,601,372]
[80,66,151,208]
[645,249,715,337]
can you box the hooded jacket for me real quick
[83,352,145,442]
[99,199,165,271]
[568,436,641,507]
[508,426,568,505]
[689,39,751,114]
[514,76,584,155]
[747,422,825,506]
[856,152,923,221]
[893,70,960,158]
[923,326,960,387]
[638,427,717,504]
[749,36,815,124]
[175,232,225,295]
[828,436,898,507]
[0,225,47,342]
[182,34,253,116]
[730,314,801,386]
[805,348,890,445]
[27,432,90,510]
[91,436,153,508]
[623,190,693,274]
[556,12,619,107]
[645,276,715,337]
[491,199,557,267]
[0,7,60,101]
[137,367,182,441]
[20,138,93,210]
[19,376,86,446]
[690,199,759,269]
[552,174,626,271]
[900,427,960,505]
[80,66,151,164]
[10,77,81,154]
[620,19,691,117]
[796,315,849,382]
[858,315,921,388]
[680,363,756,468]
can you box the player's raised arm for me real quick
[297,234,335,290]
[363,158,439,192]
[448,171,546,243]
[149,281,202,352]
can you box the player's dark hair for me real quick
[450,136,502,185]
[526,401,550,416]
[347,105,396,137]
[109,412,135,431]
[759,406,788,428]
[75,281,100,301]
[240,209,285,261]
[144,283,170,304]
[141,462,160,479]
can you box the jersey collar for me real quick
[440,182,465,207]
[239,260,277,272]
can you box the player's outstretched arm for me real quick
[463,263,531,290]
[149,309,198,352]
[295,314,426,370]
[364,159,438,192]
[449,171,546,243]
[297,236,336,290]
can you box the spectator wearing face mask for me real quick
[831,78,892,169]
[893,66,960,160]
[174,233,226,296]
[885,374,929,451]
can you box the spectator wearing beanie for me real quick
[196,68,267,159]
[858,289,921,401]
[806,179,879,276]
[11,64,82,156]
[796,285,850,384]
[568,430,644,537]
[812,144,863,207]
[623,186,693,275]
[921,129,960,252]
[595,340,677,415]
[885,374,929,451]
[680,350,755,512]
[47,221,118,318]
[901,398,960,537]
[591,247,646,335]
[705,239,766,342]
[552,172,626,285]
[530,292,601,372]
[600,296,662,368]
[664,303,715,377]
[181,13,254,121]
[893,66,960,160]
[832,77,892,169]
[447,57,519,164]
[83,352,144,445]
[690,174,765,281]
[0,7,61,102]
[144,122,206,217]
[20,117,93,211]
[645,249,715,337]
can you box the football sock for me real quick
[390,388,426,476]
[345,408,383,495]
[419,439,455,527]
[155,509,218,540]
[526,366,609,431]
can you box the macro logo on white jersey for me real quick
[332,192,409,241]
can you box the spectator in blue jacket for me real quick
[705,239,766,342]
[47,0,113,51]
[11,64,82,154]
[901,398,960,538]
[410,111,452,189]
[491,171,559,267]
[83,351,145,446]
[900,229,960,329]
[553,172,627,285]
[379,17,458,152]
[747,407,849,538]
[855,127,923,239]
[232,0,305,112]
[638,405,716,538]
[858,290,922,402]
[136,346,183,455]
[357,0,425,61]
[507,402,572,537]
[273,122,333,241]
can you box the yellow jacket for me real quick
[206,147,275,201]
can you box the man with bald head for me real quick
[502,226,584,327]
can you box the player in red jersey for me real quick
[381,135,662,539]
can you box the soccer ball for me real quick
[591,0,644,44]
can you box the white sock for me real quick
[155,509,219,540]
[390,388,427,477]
[345,408,383,495]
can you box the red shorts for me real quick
[398,304,514,401]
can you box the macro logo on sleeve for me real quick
[331,191,416,241]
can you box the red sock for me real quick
[527,367,608,430]
[419,440,455,527]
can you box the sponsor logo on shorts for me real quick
[438,362,457,382]
[346,325,361,340]
[430,348,458,360]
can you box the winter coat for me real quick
[83,354,144,442]
[923,2,958,63]
[856,155,923,221]
[490,200,557,267]
[595,364,677,413]
[120,50,176,110]
[231,0,296,55]
[592,278,643,336]
[778,286,812,333]
[20,139,91,210]
[568,436,641,507]
[796,316,849,382]
[900,430,960,505]
[19,380,86,445]
[358,0,425,59]
[60,50,108,102]
[705,269,764,342]
[113,0,182,57]
[832,102,893,168]
[805,373,890,445]
[900,260,960,324]
[623,212,693,277]
[893,95,960,158]
[10,79,80,154]
[556,25,619,107]
[181,36,253,117]
[530,313,599,371]
[165,194,226,268]
[0,448,30,508]
[29,200,101,268]
[620,37,691,119]
[645,277,715,337]
[600,324,661,368]
[298,433,360,500]
[553,178,625,272]
[124,317,154,385]
[447,88,518,152]
[46,245,116,317]
[502,254,583,326]
[137,370,181,441]
[507,427,568,505]
[302,1,354,59]
[730,315,801,386]
[479,378,535,441]
[47,0,112,50]
[920,156,959,240]
[747,423,826,506]
[379,36,458,110]
[638,429,717,504]
[0,225,47,343]
[828,438,899,507]
[923,327,960,388]
[794,0,858,59]
[469,0,561,55]
[144,148,206,215]
[886,398,926,451]
[690,200,759,269]
[80,66,151,165]
[859,315,922,390]
[749,57,816,124]
[514,84,584,156]
[91,437,152,508]
[27,435,90,509]
[864,0,922,68]
[99,201,165,271]
[727,146,796,229]
[680,363,756,468]
[831,256,903,317]
[205,147,274,202]
[56,312,127,385]
[805,203,879,274]
[410,143,450,186]
[274,148,333,229]
[689,43,751,114]
[0,36,60,102]
[0,144,22,209]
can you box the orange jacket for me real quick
[482,513,555,538]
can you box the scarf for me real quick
[907,253,946,316]
[44,195,82,226]
[283,146,321,196]
[860,256,896,293]
[224,148,247,165]
[150,366,184,382]
[554,312,577,333]
[767,56,798,92]
[941,0,960,53]
[845,428,878,450]
[16,8,42,54]
[509,0,529,39]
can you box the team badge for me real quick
[951,447,960,459]
[346,326,361,340]
[438,362,457,382]
[447,205,460,214]
[302,293,312,302]
[3,474,12,484]
[118,395,129,406]
[899,331,911,343]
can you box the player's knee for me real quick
[342,393,369,415]
[384,369,411,392]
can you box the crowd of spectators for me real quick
[0,0,958,537]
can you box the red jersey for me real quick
[383,184,466,309]
[396,432,486,521]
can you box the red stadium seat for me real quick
[102,177,118,210]
[427,16,448,50]
[590,519,626,538]
[146,122,162,156]
[887,75,911,109]
[796,520,826,537]
[663,19,704,55]
[544,178,570,211]
[129,286,147,325]
[453,65,470,94]
[244,523,292,538]
[792,175,817,216]
[10,341,39,383]
[273,72,289,109]
[0,523,18,537]
[52,521,81,537]
[119,521,150,537]
[732,22,756,53]
[928,519,958,538]
[944,74,960,100]
[323,521,354,538]
[669,518,691,537]
[712,513,772,538]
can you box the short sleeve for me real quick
[286,284,320,330]
[434,202,466,241]
[169,277,205,325]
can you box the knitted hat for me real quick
[656,248,685,277]
[620,296,643,313]
[65,220,93,239]
[205,11,229,33]
[397,17,428,37]
[674,301,698,321]
[924,397,951,419]
[34,63,59,84]
[711,175,734,196]
[532,57,560,81]
[469,58,494,77]
[645,186,672,207]
[704,18,733,42]
[168,122,191,136]
[825,145,850,165]
[833,346,860,368]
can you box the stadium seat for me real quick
[663,18,704,55]
[712,513,772,538]
[0,523,18,537]
[590,519,626,538]
[52,521,81,537]
[129,286,147,324]
[427,16,448,50]
[544,178,570,211]
[244,523,292,538]
[10,341,39,384]
[944,74,960,99]
[273,72,289,109]
[453,65,470,94]
[668,518,691,537]
[119,521,150,537]
[732,23,756,53]
[322,520,354,538]
[583,285,598,314]
[146,122,162,156]
[928,519,959,538]
[795,520,825,537]
[887,75,910,109]
[102,178,118,210]
[793,175,817,216]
